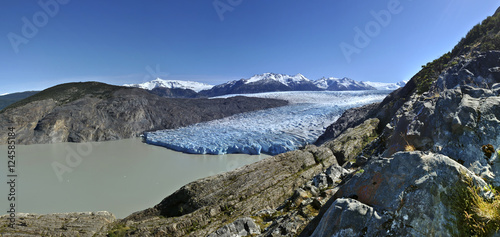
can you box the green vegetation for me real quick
[414,7,500,94]
[451,172,500,237]
[355,169,365,175]
[107,224,136,237]
[1,82,127,113]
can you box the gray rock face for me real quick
[311,198,387,237]
[0,83,287,145]
[208,217,261,237]
[0,211,115,237]
[380,51,500,185]
[310,151,488,237]
[301,51,500,237]
[315,103,379,145]
[323,118,379,165]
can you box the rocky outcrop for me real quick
[307,152,489,237]
[315,103,379,145]
[0,82,287,145]
[299,50,500,236]
[0,212,115,237]
[208,217,261,237]
[380,51,500,185]
[322,118,379,166]
[316,74,416,146]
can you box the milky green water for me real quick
[0,138,267,218]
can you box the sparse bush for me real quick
[451,172,500,236]
[404,145,416,152]
[108,224,134,237]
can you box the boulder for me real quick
[378,51,500,187]
[207,217,261,237]
[308,151,488,236]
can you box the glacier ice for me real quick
[145,91,390,155]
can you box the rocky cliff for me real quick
[0,82,288,145]
[302,49,500,237]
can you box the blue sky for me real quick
[1,0,499,94]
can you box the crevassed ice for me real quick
[145,91,390,155]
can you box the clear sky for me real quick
[1,0,499,94]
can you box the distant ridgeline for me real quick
[0,91,39,111]
[124,73,406,98]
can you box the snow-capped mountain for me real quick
[245,73,319,90]
[362,80,408,90]
[199,73,320,97]
[124,74,404,98]
[124,78,214,93]
[314,77,376,91]
[246,73,310,86]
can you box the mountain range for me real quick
[124,73,406,98]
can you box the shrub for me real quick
[451,172,500,236]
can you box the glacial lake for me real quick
[0,138,268,218]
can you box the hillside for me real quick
[0,91,39,111]
[0,82,288,145]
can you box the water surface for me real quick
[0,139,267,218]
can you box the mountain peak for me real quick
[246,73,311,85]
[124,78,214,92]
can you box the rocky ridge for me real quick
[0,212,115,237]
[300,50,500,237]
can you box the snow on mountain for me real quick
[363,80,408,90]
[125,74,406,98]
[124,78,214,92]
[314,77,376,91]
[246,73,311,86]
[146,90,391,155]
[396,80,408,87]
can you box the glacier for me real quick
[145,91,390,155]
